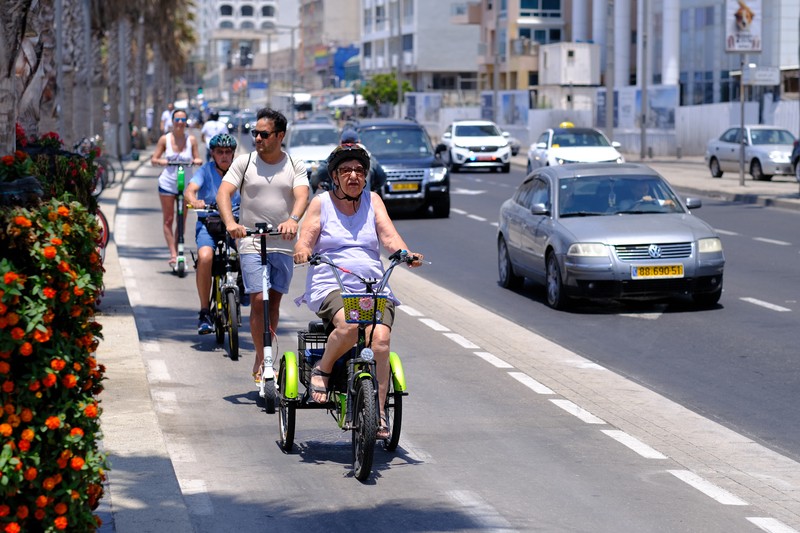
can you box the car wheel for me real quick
[498,237,522,290]
[448,152,460,173]
[796,160,800,183]
[692,288,722,308]
[430,196,450,218]
[750,159,772,181]
[545,252,570,310]
[527,160,533,175]
[502,163,510,173]
[709,157,723,178]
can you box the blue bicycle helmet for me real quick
[209,133,237,150]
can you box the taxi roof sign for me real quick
[559,121,574,128]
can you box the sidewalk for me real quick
[95,149,799,533]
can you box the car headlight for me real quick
[698,237,723,253]
[616,155,625,163]
[567,243,608,257]
[429,167,447,182]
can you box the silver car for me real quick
[705,125,795,181]
[497,163,725,309]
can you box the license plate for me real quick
[631,265,684,279]
[476,155,494,161]
[390,182,419,192]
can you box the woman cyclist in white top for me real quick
[151,108,203,270]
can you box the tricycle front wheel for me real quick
[352,377,377,481]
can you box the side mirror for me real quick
[611,141,621,148]
[685,198,702,210]
[502,131,510,138]
[536,142,547,149]
[434,143,446,157]
[442,132,452,140]
[530,202,549,215]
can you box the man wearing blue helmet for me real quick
[186,133,241,334]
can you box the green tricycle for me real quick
[276,250,416,481]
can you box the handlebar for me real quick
[308,249,424,295]
[244,223,283,237]
[165,161,199,167]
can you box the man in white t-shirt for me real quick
[216,107,309,385]
[200,111,229,161]
[160,102,175,134]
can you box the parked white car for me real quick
[704,125,795,181]
[527,126,624,174]
[438,120,512,173]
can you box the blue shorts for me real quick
[239,252,293,295]
[158,186,177,196]
[194,220,216,249]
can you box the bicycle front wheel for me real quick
[95,209,109,265]
[212,282,224,345]
[278,359,295,452]
[226,290,239,360]
[352,376,377,481]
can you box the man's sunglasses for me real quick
[251,130,278,139]
[173,117,187,123]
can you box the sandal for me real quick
[252,371,261,384]
[377,414,390,440]
[168,259,177,272]
[309,365,331,403]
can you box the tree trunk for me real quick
[16,0,58,139]
[0,0,31,153]
[106,24,120,158]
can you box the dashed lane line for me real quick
[442,332,480,349]
[667,470,748,506]
[474,351,514,369]
[754,237,792,246]
[419,318,450,331]
[601,430,668,459]
[740,297,792,312]
[746,517,799,533]
[549,399,606,425]
[446,490,515,532]
[508,371,554,394]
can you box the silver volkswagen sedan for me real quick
[497,163,725,309]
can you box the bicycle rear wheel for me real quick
[95,208,109,265]
[382,380,402,451]
[96,157,116,186]
[226,290,239,360]
[352,376,377,481]
[278,360,295,451]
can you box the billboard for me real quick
[725,0,762,53]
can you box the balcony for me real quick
[510,38,538,57]
[450,2,481,25]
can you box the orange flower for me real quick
[7,414,19,427]
[51,237,62,245]
[1,381,13,393]
[0,362,9,374]
[73,286,84,296]
[3,404,13,414]
[84,403,98,418]
[35,495,47,508]
[45,416,61,430]
[16,505,28,519]
[0,505,9,517]
[70,490,79,500]
[58,206,69,216]
[0,424,11,437]
[50,358,66,371]
[57,260,70,273]
[10,328,24,340]
[33,328,52,343]
[54,502,67,515]
[6,313,19,326]
[70,427,84,438]
[70,456,84,470]
[87,356,97,369]
[18,440,30,452]
[59,291,70,303]
[54,517,68,530]
[43,247,57,260]
[0,302,6,314]
[19,342,32,357]
[41,373,56,387]
[61,374,77,389]
[0,317,6,329]
[42,287,56,299]
[21,429,34,442]
[42,477,56,490]
[20,408,32,422]
[23,467,37,481]
[42,310,55,324]
[34,509,45,520]
[12,216,31,228]
[4,522,20,533]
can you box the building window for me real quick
[241,21,255,29]
[220,5,233,16]
[363,42,372,58]
[261,5,274,17]
[241,5,254,17]
[402,34,413,52]
[376,6,386,30]
[363,8,372,32]
[219,21,234,29]
[720,70,733,103]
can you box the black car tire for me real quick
[796,160,800,183]
[498,237,523,290]
[546,252,570,310]
[750,159,772,181]
[430,196,450,218]
[502,163,510,173]
[692,287,722,308]
[709,157,723,178]
[448,151,460,173]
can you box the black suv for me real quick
[353,118,450,218]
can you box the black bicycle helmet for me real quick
[209,133,237,150]
[327,143,370,174]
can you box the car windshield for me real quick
[749,129,795,145]
[454,124,501,137]
[287,128,339,147]
[359,128,433,158]
[552,130,611,148]
[559,175,682,217]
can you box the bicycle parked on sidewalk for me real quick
[192,203,244,360]
[277,250,417,481]
[74,136,121,190]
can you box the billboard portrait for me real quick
[725,0,762,52]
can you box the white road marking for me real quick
[419,318,450,331]
[508,372,554,394]
[740,297,792,312]
[397,436,435,463]
[165,435,197,463]
[746,517,799,533]
[178,479,214,516]
[446,490,514,532]
[754,237,791,246]
[549,399,606,424]
[561,359,607,370]
[146,359,171,382]
[714,229,738,236]
[443,333,480,349]
[140,341,161,352]
[467,214,487,222]
[667,470,748,505]
[601,430,667,459]
[152,390,178,414]
[474,351,514,368]
[451,188,486,195]
[397,305,423,317]
[451,208,468,215]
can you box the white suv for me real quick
[438,120,512,173]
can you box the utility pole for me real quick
[493,0,500,123]
[739,53,746,186]
[396,0,404,119]
[605,0,615,138]
[639,0,648,160]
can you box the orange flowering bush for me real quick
[0,197,106,532]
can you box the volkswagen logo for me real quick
[648,244,662,258]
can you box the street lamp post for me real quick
[264,23,298,121]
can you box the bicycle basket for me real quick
[341,293,387,324]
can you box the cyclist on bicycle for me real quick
[293,142,423,439]
[185,133,240,334]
